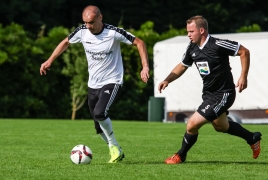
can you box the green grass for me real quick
[0,119,267,180]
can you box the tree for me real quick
[0,23,46,118]
[62,39,88,120]
[2,16,262,120]
[1,0,267,36]
[0,23,71,118]
[236,24,261,32]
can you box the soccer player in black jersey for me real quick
[40,5,150,163]
[158,15,262,164]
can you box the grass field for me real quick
[0,119,267,180]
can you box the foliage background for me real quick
[1,0,267,35]
[0,0,267,120]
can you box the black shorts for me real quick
[197,91,236,122]
[88,83,122,121]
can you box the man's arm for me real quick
[236,45,250,93]
[40,37,70,75]
[158,63,188,93]
[132,37,150,83]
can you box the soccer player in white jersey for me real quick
[158,15,262,164]
[40,5,150,163]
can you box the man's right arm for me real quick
[236,45,250,93]
[158,63,188,93]
[164,63,188,83]
[132,37,150,83]
[40,37,70,75]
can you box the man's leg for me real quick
[99,132,108,145]
[212,113,262,159]
[165,91,214,164]
[165,111,208,164]
[98,117,119,147]
[94,84,124,163]
[88,87,102,133]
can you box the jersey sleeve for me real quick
[215,39,240,56]
[181,43,194,67]
[68,25,86,44]
[114,27,135,45]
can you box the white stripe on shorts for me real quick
[104,84,120,116]
[213,93,229,113]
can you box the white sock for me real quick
[98,117,119,147]
[99,132,108,145]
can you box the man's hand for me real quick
[158,81,169,93]
[236,76,248,93]
[40,60,52,75]
[140,67,150,83]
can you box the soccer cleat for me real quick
[120,147,125,159]
[108,145,124,163]
[164,153,186,164]
[250,132,262,159]
[108,147,125,158]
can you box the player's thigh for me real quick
[88,87,99,114]
[197,91,235,122]
[94,83,122,120]
[211,112,229,132]
[187,111,208,134]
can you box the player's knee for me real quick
[93,109,106,121]
[94,120,103,134]
[186,124,199,134]
[213,126,227,132]
[95,126,103,134]
[214,126,223,132]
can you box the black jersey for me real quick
[182,35,240,93]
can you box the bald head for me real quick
[82,5,103,34]
[82,5,101,17]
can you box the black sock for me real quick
[177,132,198,157]
[225,121,253,144]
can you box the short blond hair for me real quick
[186,15,208,31]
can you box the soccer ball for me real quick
[70,144,93,164]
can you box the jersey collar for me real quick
[92,23,105,35]
[199,34,210,50]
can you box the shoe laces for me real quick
[171,154,182,163]
[251,141,260,159]
[251,141,260,152]
[110,146,119,156]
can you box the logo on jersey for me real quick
[106,25,116,30]
[192,53,196,57]
[104,90,110,94]
[85,50,113,61]
[196,62,210,75]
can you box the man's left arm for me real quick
[236,45,250,93]
[132,37,150,83]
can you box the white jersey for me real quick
[68,23,135,89]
